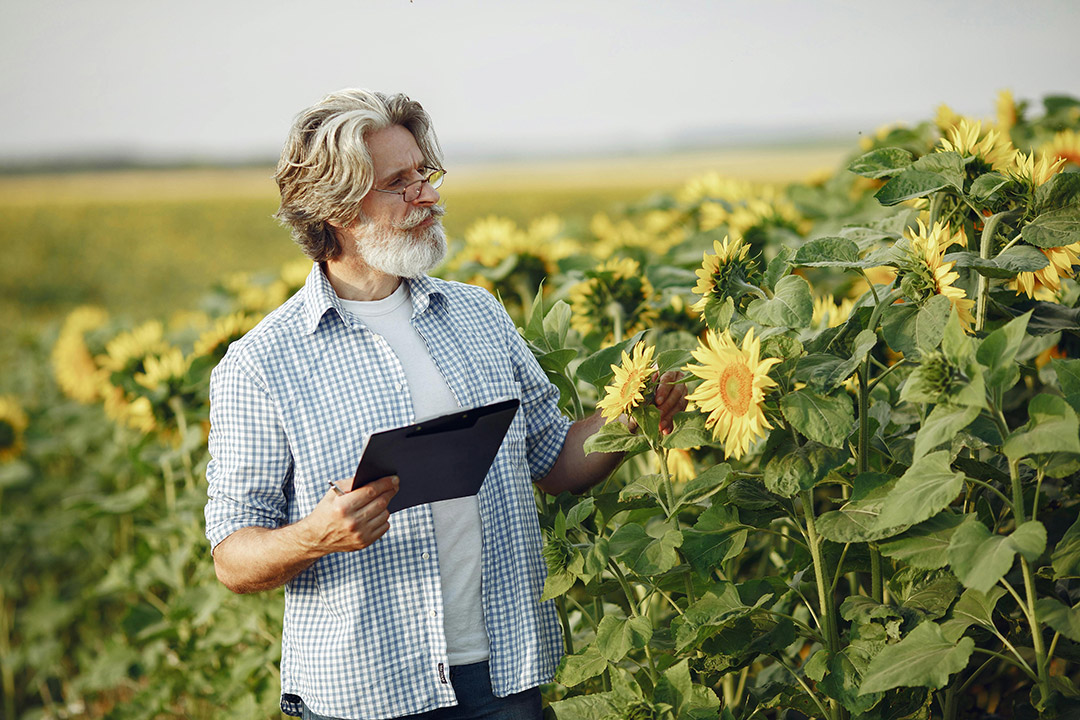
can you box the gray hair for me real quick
[274,89,444,261]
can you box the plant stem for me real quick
[1008,458,1051,692]
[775,654,834,720]
[974,211,1013,332]
[557,597,575,655]
[800,490,839,656]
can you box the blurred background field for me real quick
[0,142,846,330]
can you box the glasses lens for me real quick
[427,169,445,189]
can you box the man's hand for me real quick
[653,370,689,435]
[303,475,399,554]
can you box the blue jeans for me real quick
[299,661,542,720]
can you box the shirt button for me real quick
[422,552,430,560]
[430,610,438,618]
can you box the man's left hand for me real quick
[653,370,688,435]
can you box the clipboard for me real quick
[350,398,521,513]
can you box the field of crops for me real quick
[3,93,1080,719]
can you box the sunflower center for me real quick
[719,362,753,416]
[0,420,15,449]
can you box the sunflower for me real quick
[996,89,1018,131]
[193,312,260,363]
[684,327,779,460]
[902,220,976,331]
[1039,129,1080,169]
[0,396,29,462]
[811,294,857,331]
[1010,243,1080,299]
[596,343,656,422]
[135,347,191,393]
[1009,150,1066,188]
[938,118,1017,172]
[569,258,658,344]
[589,211,684,257]
[690,235,759,315]
[655,448,697,483]
[934,104,964,135]
[97,321,169,375]
[51,306,110,403]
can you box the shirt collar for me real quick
[300,263,446,334]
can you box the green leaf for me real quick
[947,246,1049,278]
[875,451,965,530]
[878,513,969,569]
[543,301,573,348]
[874,170,953,206]
[793,236,862,267]
[703,296,735,332]
[1052,516,1080,579]
[661,413,712,449]
[672,583,772,652]
[977,311,1030,394]
[780,389,855,448]
[1003,393,1080,461]
[970,172,1012,203]
[1021,205,1080,249]
[950,586,1007,636]
[763,245,794,292]
[764,442,848,498]
[746,274,813,328]
[583,421,650,456]
[1034,170,1080,213]
[913,404,981,460]
[541,570,576,602]
[1035,598,1080,642]
[653,659,694,719]
[549,692,619,720]
[817,474,909,543]
[576,331,648,388]
[947,520,1047,594]
[565,497,596,529]
[859,621,975,693]
[882,295,951,358]
[681,504,746,576]
[1052,358,1080,396]
[556,645,609,687]
[596,614,653,662]
[911,152,965,191]
[848,147,914,179]
[608,523,683,576]
[673,462,733,509]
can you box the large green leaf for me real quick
[608,522,683,576]
[576,331,648,388]
[817,474,909,543]
[912,405,981,460]
[1002,393,1080,461]
[672,462,733,511]
[583,421,651,456]
[881,295,951,358]
[947,520,1047,593]
[780,389,855,448]
[764,442,848,498]
[859,622,975,693]
[1052,358,1080,396]
[549,693,619,720]
[976,311,1030,394]
[947,246,1049,278]
[555,645,609,687]
[819,623,888,714]
[793,236,862,267]
[878,513,969,569]
[1035,598,1080,642]
[1051,516,1080,579]
[680,503,746,576]
[875,451,965,530]
[848,148,914,179]
[746,274,814,328]
[672,583,772,652]
[911,152,965,191]
[1034,170,1080,213]
[875,170,953,206]
[1021,205,1080,249]
[941,586,1007,643]
[596,614,653,662]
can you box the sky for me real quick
[1,0,1078,167]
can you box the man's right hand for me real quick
[302,475,399,554]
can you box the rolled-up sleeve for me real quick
[204,354,292,551]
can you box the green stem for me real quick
[965,477,1014,509]
[656,445,676,515]
[0,589,14,720]
[800,490,839,656]
[610,561,641,618]
[929,192,947,228]
[970,648,1040,683]
[1008,459,1051,691]
[557,597,575,655]
[975,211,1015,332]
[775,654,834,720]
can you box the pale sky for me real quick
[1,0,1078,166]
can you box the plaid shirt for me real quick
[205,265,570,719]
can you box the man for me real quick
[205,89,686,720]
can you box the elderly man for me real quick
[205,89,686,720]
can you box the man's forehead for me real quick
[368,125,424,181]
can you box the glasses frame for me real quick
[372,167,446,203]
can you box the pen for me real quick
[330,480,346,496]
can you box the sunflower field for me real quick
[4,91,1080,719]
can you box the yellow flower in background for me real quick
[685,327,779,460]
[691,235,755,314]
[103,386,156,434]
[1010,243,1080,299]
[858,122,906,152]
[596,343,656,422]
[1009,150,1066,188]
[135,347,191,392]
[812,294,857,330]
[52,306,110,403]
[904,220,976,331]
[589,212,684,257]
[280,258,313,289]
[97,321,168,375]
[934,104,965,134]
[656,447,697,483]
[938,118,1017,172]
[193,312,260,361]
[1039,129,1080,169]
[995,89,1018,131]
[569,258,658,343]
[0,395,29,462]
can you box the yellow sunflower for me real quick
[97,321,168,375]
[811,294,857,331]
[934,104,965,135]
[938,118,1017,172]
[1010,243,1080,299]
[691,235,757,315]
[589,212,684,257]
[569,258,658,343]
[904,220,976,331]
[996,89,1018,131]
[1039,129,1080,169]
[1009,150,1066,188]
[193,312,260,362]
[0,396,29,462]
[596,343,656,422]
[655,447,697,483]
[135,347,191,392]
[685,327,779,460]
[51,306,110,403]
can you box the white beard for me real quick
[354,205,447,279]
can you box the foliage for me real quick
[3,91,1080,719]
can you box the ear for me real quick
[327,218,349,230]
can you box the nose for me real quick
[413,178,439,206]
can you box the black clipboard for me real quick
[350,398,520,513]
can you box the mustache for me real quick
[394,203,445,231]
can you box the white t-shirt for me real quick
[341,282,490,666]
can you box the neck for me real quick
[322,258,402,301]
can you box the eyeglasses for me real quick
[372,167,446,203]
